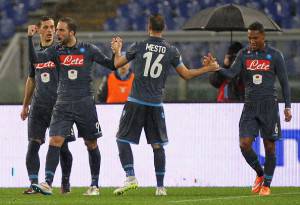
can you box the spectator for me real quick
[97,62,134,103]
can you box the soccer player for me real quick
[20,16,75,194]
[27,17,115,195]
[205,22,292,196]
[111,14,219,196]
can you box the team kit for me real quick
[21,14,291,197]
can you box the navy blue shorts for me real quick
[116,101,168,145]
[49,96,102,140]
[239,99,281,140]
[28,103,75,144]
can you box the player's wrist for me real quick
[22,103,29,107]
[115,51,122,56]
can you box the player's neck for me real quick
[149,31,162,38]
[66,36,77,47]
[40,40,53,47]
[257,43,266,51]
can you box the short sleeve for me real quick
[170,46,183,68]
[126,42,138,62]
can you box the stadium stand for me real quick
[103,0,300,31]
[0,0,299,103]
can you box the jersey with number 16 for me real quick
[125,36,183,103]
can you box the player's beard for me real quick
[58,35,70,46]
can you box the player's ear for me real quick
[70,30,75,36]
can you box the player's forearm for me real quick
[184,66,211,80]
[276,53,291,108]
[218,67,236,79]
[279,77,291,108]
[22,77,35,107]
[92,46,116,70]
[109,54,117,70]
[218,56,242,79]
[114,52,123,68]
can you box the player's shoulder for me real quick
[39,42,58,51]
[266,44,283,56]
[169,43,179,52]
[78,41,102,53]
[235,47,250,59]
[77,41,93,48]
[127,41,144,52]
[239,47,249,55]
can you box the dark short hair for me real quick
[149,14,165,32]
[58,17,77,34]
[248,22,264,33]
[37,16,54,28]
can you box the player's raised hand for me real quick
[28,25,37,37]
[20,105,29,121]
[284,108,292,122]
[111,36,123,54]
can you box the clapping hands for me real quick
[111,36,123,54]
[203,53,220,72]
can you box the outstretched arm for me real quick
[90,44,115,70]
[204,52,243,79]
[174,51,219,80]
[176,63,220,80]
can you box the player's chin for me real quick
[46,36,53,41]
[250,45,257,50]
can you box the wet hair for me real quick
[149,14,165,32]
[58,17,77,34]
[37,16,54,28]
[248,22,264,33]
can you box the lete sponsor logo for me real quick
[246,59,270,71]
[59,55,84,66]
[35,61,56,69]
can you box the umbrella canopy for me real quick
[182,4,281,32]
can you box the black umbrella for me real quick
[182,4,281,43]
